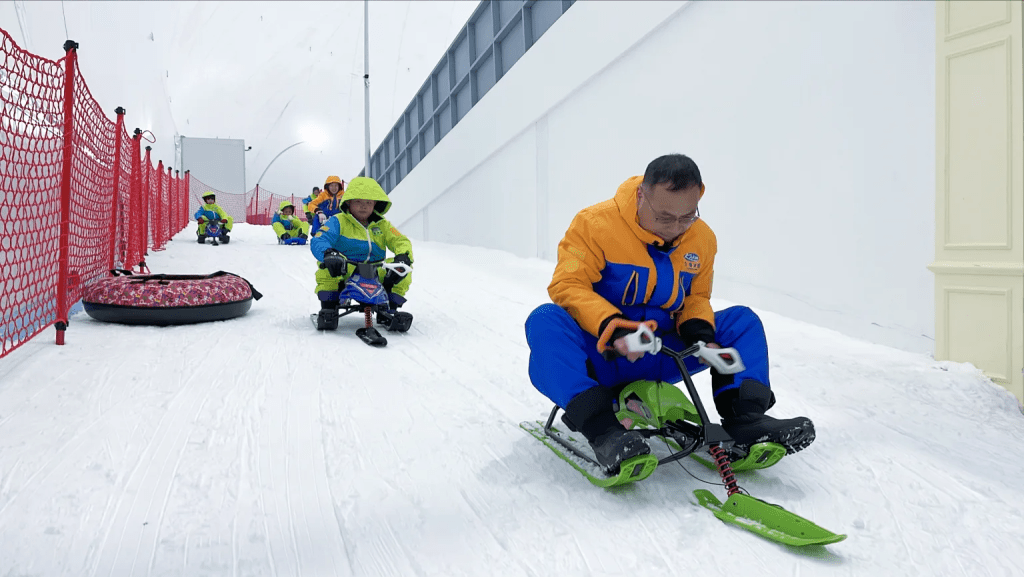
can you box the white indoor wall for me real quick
[389,0,936,354]
[406,126,539,257]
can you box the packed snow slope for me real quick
[1,223,1023,577]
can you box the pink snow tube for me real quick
[82,271,262,326]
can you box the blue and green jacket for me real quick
[310,177,412,263]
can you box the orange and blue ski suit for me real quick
[525,176,773,410]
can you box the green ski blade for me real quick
[691,442,787,472]
[694,489,847,546]
[520,421,658,488]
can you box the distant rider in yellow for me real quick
[272,200,310,245]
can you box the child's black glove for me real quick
[323,250,347,277]
[281,232,291,240]
[393,253,412,266]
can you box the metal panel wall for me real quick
[367,0,574,192]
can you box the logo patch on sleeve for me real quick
[564,246,586,273]
[684,252,701,272]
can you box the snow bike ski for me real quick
[520,322,845,547]
[309,260,413,347]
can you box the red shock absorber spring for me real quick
[363,306,373,328]
[709,445,740,496]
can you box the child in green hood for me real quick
[310,177,414,332]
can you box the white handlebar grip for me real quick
[383,262,413,277]
[623,324,663,355]
[697,343,746,374]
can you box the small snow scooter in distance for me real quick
[521,320,846,547]
[198,217,226,246]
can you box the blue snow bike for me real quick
[197,215,228,245]
[310,260,413,347]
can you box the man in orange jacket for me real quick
[525,154,814,472]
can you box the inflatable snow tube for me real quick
[82,270,263,326]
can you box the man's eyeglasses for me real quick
[641,192,700,226]
[652,207,699,226]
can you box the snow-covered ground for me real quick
[1,223,1022,577]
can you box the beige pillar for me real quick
[931,1,1023,407]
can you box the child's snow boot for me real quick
[377,293,412,331]
[316,302,339,331]
[378,310,413,332]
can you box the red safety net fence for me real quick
[187,176,309,226]
[187,175,247,224]
[0,30,188,358]
[248,185,309,225]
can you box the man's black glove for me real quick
[323,250,348,277]
[677,318,716,348]
[393,253,412,266]
[281,232,291,240]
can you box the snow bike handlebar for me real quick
[612,325,746,375]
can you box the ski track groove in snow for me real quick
[89,369,209,577]
[0,395,127,521]
[283,387,303,577]
[2,225,1024,576]
[144,397,207,576]
[319,388,358,577]
[252,382,280,577]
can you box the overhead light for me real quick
[299,124,328,148]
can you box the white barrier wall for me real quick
[391,0,937,354]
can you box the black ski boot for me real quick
[378,310,413,332]
[717,379,815,456]
[315,302,339,331]
[564,386,650,472]
[219,233,230,244]
[377,298,413,332]
[197,234,206,244]
[589,428,651,472]
[377,291,413,332]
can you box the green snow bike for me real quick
[521,322,846,547]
